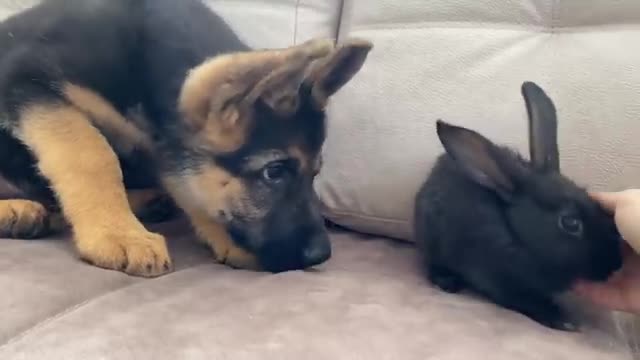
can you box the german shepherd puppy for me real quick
[0,0,372,276]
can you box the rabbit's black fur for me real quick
[414,82,622,331]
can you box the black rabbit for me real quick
[414,81,623,331]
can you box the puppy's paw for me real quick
[209,237,259,270]
[208,234,258,270]
[76,227,173,277]
[189,214,260,270]
[0,199,50,239]
[217,243,260,270]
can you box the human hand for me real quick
[574,242,640,313]
[572,189,640,313]
[590,190,640,254]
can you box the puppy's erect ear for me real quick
[306,38,373,110]
[178,38,334,153]
[436,120,515,201]
[246,39,334,117]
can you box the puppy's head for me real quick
[168,38,372,272]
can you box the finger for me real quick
[574,282,628,311]
[588,191,623,213]
[615,208,640,254]
[604,270,627,287]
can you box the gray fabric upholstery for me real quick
[0,220,633,359]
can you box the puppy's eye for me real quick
[558,214,583,236]
[262,162,288,183]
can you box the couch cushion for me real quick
[206,0,342,48]
[0,0,342,53]
[315,0,640,240]
[0,221,633,359]
[0,0,37,19]
[0,222,211,347]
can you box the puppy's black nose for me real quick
[303,233,332,267]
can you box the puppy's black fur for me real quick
[0,0,147,201]
[0,0,372,275]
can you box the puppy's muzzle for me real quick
[302,231,332,267]
[258,226,332,273]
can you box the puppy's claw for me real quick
[77,228,172,278]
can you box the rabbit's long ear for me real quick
[436,120,515,200]
[521,81,560,172]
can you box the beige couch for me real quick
[1,0,640,359]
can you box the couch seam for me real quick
[322,207,409,225]
[334,0,346,41]
[0,285,138,350]
[293,0,301,44]
[0,263,204,350]
[550,0,555,31]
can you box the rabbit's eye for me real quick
[559,214,583,236]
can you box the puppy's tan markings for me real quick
[178,38,335,154]
[64,83,153,155]
[178,52,277,153]
[16,104,171,277]
[192,165,267,220]
[33,189,171,236]
[288,145,311,172]
[189,208,259,270]
[0,199,49,239]
[163,170,259,270]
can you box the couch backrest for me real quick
[204,0,343,48]
[316,0,640,240]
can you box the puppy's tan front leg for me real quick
[48,188,180,232]
[186,208,259,270]
[16,104,172,277]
